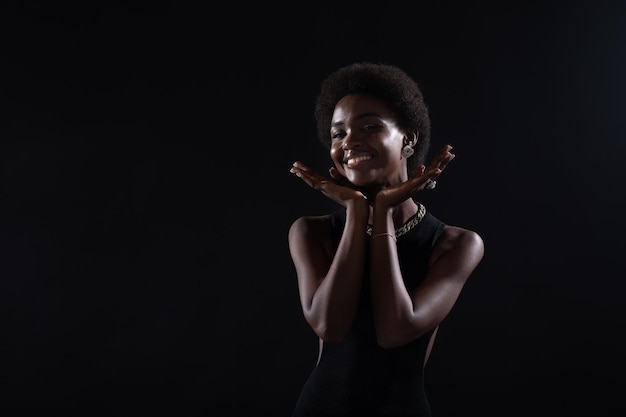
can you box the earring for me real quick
[401,144,414,158]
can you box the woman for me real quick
[288,62,485,416]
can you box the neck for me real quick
[392,199,419,225]
[367,199,418,227]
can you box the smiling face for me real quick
[329,93,411,191]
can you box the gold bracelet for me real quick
[370,232,397,242]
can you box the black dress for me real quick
[292,207,446,417]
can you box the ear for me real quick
[404,130,419,146]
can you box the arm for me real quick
[288,160,370,342]
[368,144,485,347]
[369,224,484,348]
[288,199,369,342]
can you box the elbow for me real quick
[304,309,351,342]
[313,323,348,343]
[375,323,406,348]
[375,320,433,349]
[320,333,345,343]
[376,334,407,349]
[307,316,349,342]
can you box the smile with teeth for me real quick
[346,155,373,166]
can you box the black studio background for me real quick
[1,1,625,416]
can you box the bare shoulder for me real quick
[440,225,484,248]
[288,214,334,246]
[433,225,485,265]
[288,214,336,264]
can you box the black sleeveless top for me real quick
[292,207,446,417]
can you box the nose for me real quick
[341,130,363,150]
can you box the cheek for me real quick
[329,146,346,173]
[329,146,342,163]
[384,134,405,158]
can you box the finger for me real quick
[427,154,455,183]
[291,165,328,189]
[291,161,320,175]
[329,166,354,188]
[429,146,455,173]
[292,162,330,185]
[410,164,426,179]
[436,152,455,171]
[424,148,449,172]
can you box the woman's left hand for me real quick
[375,144,455,209]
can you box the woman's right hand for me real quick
[290,161,368,208]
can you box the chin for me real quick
[346,175,374,188]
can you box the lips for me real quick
[344,153,373,167]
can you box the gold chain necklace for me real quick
[366,203,426,238]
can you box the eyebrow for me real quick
[331,112,383,128]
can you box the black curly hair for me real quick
[314,62,431,172]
